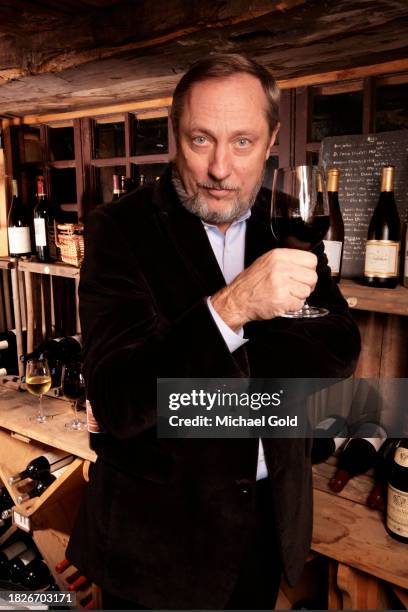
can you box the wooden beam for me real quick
[278,58,408,89]
[2,57,406,127]
[2,97,173,126]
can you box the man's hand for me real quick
[210,248,318,331]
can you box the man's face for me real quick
[174,73,279,226]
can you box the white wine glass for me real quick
[25,356,52,423]
[271,165,330,318]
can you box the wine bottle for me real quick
[0,486,14,513]
[21,558,51,589]
[0,517,11,536]
[112,174,121,201]
[367,438,400,510]
[403,222,408,288]
[55,557,72,574]
[364,166,401,288]
[386,436,408,543]
[68,575,89,591]
[9,453,74,485]
[33,176,57,263]
[0,540,28,578]
[8,548,38,583]
[7,179,31,259]
[0,329,26,377]
[311,415,349,464]
[323,169,344,283]
[329,422,387,493]
[17,473,56,504]
[21,334,81,388]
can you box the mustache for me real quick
[197,181,239,192]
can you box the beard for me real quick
[171,164,264,225]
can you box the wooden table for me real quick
[0,379,95,462]
[312,460,408,609]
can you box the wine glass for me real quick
[62,361,85,431]
[25,356,52,423]
[271,165,330,318]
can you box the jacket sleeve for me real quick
[244,244,361,378]
[79,207,244,440]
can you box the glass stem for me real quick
[73,399,78,422]
[39,394,43,420]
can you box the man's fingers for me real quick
[279,248,318,269]
[289,280,313,300]
[289,267,318,288]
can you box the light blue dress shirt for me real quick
[203,211,268,481]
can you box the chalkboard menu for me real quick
[320,130,408,278]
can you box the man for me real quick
[67,54,360,609]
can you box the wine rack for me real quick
[0,380,96,607]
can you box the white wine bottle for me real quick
[364,166,401,288]
[323,168,344,283]
[7,179,31,259]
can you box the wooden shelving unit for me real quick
[340,279,408,316]
[17,260,80,279]
[0,382,96,604]
[312,460,408,608]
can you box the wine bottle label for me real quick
[364,241,399,278]
[0,368,7,376]
[395,446,408,468]
[34,218,47,247]
[387,483,408,537]
[3,541,26,561]
[43,451,66,465]
[8,227,31,255]
[323,240,342,274]
[0,340,8,351]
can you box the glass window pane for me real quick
[134,116,168,155]
[94,120,125,158]
[50,168,77,223]
[376,83,408,132]
[23,127,42,163]
[132,163,167,186]
[311,90,363,141]
[97,165,126,203]
[262,156,279,189]
[49,126,75,161]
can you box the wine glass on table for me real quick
[271,165,330,318]
[25,356,52,423]
[62,361,85,431]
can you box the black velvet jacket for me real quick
[67,167,361,609]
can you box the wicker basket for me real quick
[56,223,84,267]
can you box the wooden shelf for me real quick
[339,279,408,316]
[0,384,95,462]
[0,256,17,270]
[312,461,408,591]
[17,259,80,279]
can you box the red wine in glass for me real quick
[62,362,85,431]
[271,166,330,318]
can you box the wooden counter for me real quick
[0,381,95,462]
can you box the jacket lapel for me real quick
[152,167,226,298]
